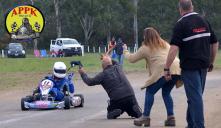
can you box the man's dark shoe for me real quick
[134,116,150,127]
[107,109,122,119]
[164,116,176,127]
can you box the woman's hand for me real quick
[164,69,171,81]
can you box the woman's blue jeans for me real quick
[143,75,180,117]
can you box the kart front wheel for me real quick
[64,96,71,109]
[21,97,29,111]
[74,94,84,107]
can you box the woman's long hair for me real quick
[142,27,167,50]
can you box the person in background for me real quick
[58,49,64,57]
[115,37,124,65]
[124,27,182,127]
[78,54,142,119]
[164,0,219,128]
[50,50,57,58]
[108,37,116,59]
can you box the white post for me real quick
[1,50,4,58]
[104,47,106,53]
[87,46,89,53]
[82,45,84,56]
[98,46,101,53]
[93,46,95,53]
[128,47,130,52]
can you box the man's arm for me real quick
[164,45,179,80]
[208,42,219,72]
[79,68,103,86]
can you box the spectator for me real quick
[164,0,219,128]
[58,49,64,57]
[115,37,124,65]
[124,27,182,127]
[108,37,116,59]
[50,50,57,58]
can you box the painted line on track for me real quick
[69,110,106,124]
[0,111,53,125]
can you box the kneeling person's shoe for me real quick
[131,105,142,118]
[107,109,122,119]
[134,116,150,127]
[164,116,176,127]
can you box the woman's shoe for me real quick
[164,116,176,127]
[134,116,150,127]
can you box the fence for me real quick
[0,45,138,58]
[82,45,138,53]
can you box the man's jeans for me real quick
[116,54,124,65]
[181,69,207,128]
[143,75,180,117]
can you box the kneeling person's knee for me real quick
[107,109,122,119]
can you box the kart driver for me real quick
[78,54,142,119]
[33,62,74,101]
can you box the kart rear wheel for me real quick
[74,94,84,107]
[21,97,29,111]
[64,96,71,109]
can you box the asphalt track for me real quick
[0,71,220,128]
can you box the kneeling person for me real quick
[78,54,142,119]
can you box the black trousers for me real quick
[107,95,141,118]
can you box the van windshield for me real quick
[62,40,78,45]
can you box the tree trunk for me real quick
[54,0,62,38]
[107,21,111,45]
[33,39,38,50]
[30,0,38,50]
[79,13,94,45]
[133,0,138,48]
[106,5,111,44]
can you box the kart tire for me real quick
[64,96,71,109]
[21,97,29,111]
[74,94,84,107]
[26,95,34,101]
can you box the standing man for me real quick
[164,0,219,128]
[115,37,124,65]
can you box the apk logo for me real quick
[5,5,45,40]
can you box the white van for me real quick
[50,38,84,56]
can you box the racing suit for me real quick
[38,75,74,101]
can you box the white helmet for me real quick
[53,62,67,78]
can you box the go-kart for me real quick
[21,61,84,110]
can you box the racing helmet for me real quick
[53,62,67,78]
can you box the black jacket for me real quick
[80,61,135,101]
[115,38,124,55]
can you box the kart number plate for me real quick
[36,101,49,108]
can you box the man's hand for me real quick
[78,67,85,74]
[208,63,214,72]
